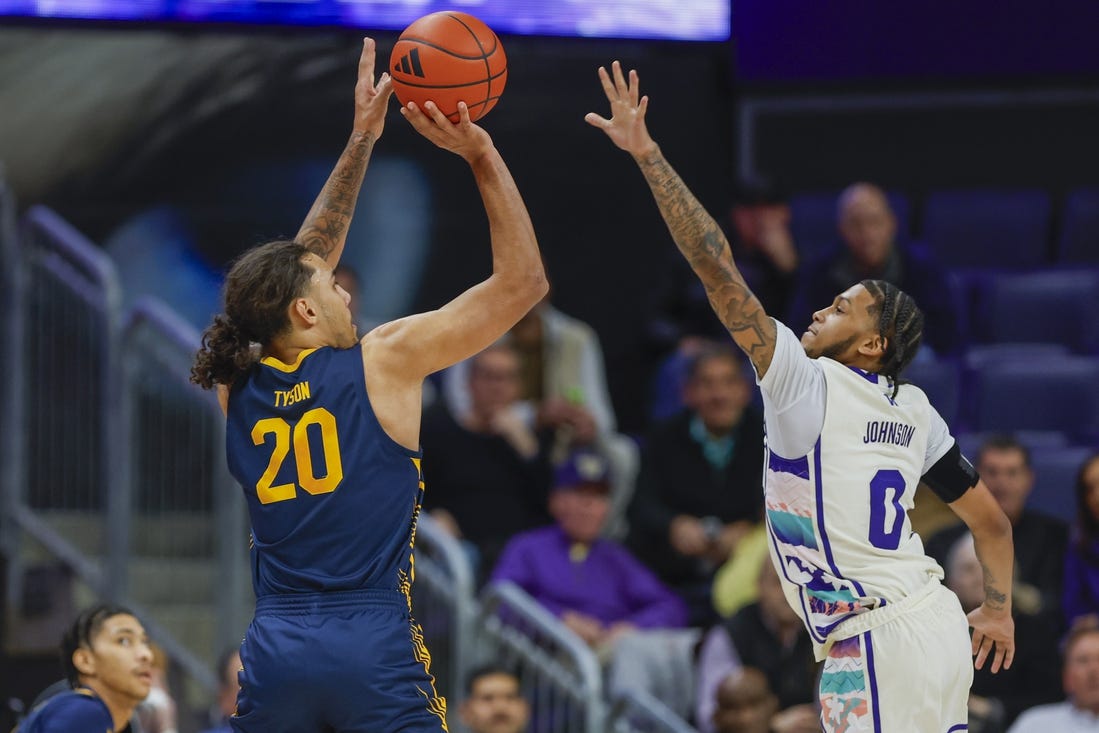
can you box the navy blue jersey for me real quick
[226,346,423,598]
[16,688,114,733]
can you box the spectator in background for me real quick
[198,647,241,733]
[1007,620,1099,732]
[17,604,153,733]
[1064,453,1099,629]
[421,341,552,579]
[442,290,639,537]
[945,532,1063,732]
[710,667,817,733]
[695,558,819,733]
[926,434,1068,625]
[788,182,961,356]
[628,344,765,625]
[458,665,530,733]
[491,448,687,653]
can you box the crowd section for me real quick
[410,180,1099,732]
[7,178,1099,733]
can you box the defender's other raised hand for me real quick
[400,100,493,163]
[353,38,395,140]
[584,61,657,159]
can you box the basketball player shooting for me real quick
[587,62,1015,732]
[191,38,547,732]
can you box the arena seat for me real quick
[1028,445,1095,523]
[1058,187,1099,264]
[970,356,1099,443]
[972,269,1099,353]
[901,358,961,428]
[922,188,1052,269]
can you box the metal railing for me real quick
[410,511,478,708]
[1,207,229,715]
[119,298,250,681]
[479,581,606,733]
[608,689,701,733]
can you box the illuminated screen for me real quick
[0,0,730,40]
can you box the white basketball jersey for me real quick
[764,358,944,659]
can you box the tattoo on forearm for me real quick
[981,562,1008,610]
[297,132,375,259]
[637,151,776,372]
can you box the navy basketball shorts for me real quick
[231,589,448,733]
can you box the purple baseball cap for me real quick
[553,449,611,492]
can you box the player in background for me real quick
[586,61,1014,732]
[190,38,546,732]
[16,604,153,733]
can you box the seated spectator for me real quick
[711,669,777,733]
[710,523,769,619]
[199,646,241,733]
[926,434,1068,625]
[711,668,818,733]
[1064,453,1099,629]
[788,182,961,356]
[491,448,687,653]
[458,665,530,733]
[421,341,553,578]
[628,344,765,625]
[945,532,1063,732]
[17,604,153,733]
[696,558,819,733]
[1007,620,1099,732]
[442,292,638,536]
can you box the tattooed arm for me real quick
[296,38,394,267]
[950,479,1016,674]
[585,62,777,376]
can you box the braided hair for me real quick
[191,240,315,389]
[860,279,925,398]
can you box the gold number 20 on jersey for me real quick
[250,407,344,504]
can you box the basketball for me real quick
[390,11,507,123]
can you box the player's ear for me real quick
[858,332,886,360]
[72,646,96,678]
[290,297,319,325]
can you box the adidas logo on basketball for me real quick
[394,48,425,78]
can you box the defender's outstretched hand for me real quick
[354,38,395,140]
[584,61,657,158]
[400,100,493,163]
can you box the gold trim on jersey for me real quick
[260,348,318,373]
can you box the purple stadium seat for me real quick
[901,358,961,428]
[1058,188,1099,264]
[972,269,1099,353]
[922,189,1052,269]
[971,356,1099,443]
[1029,446,1096,523]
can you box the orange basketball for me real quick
[390,11,507,123]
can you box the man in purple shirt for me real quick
[490,448,688,649]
